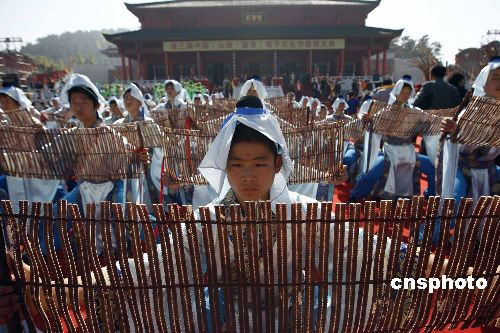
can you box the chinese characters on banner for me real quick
[163,39,346,52]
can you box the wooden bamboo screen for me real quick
[367,101,445,138]
[0,125,143,181]
[0,108,42,127]
[451,96,500,148]
[1,195,498,332]
[161,122,345,186]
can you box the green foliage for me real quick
[182,80,206,99]
[21,29,128,68]
[390,35,442,62]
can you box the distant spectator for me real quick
[447,72,467,100]
[371,78,394,103]
[346,92,360,116]
[413,65,461,110]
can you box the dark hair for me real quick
[165,82,175,89]
[447,72,465,88]
[382,79,393,85]
[109,100,118,106]
[68,86,99,107]
[236,95,263,109]
[230,123,278,157]
[0,93,20,106]
[431,65,447,79]
[402,83,413,91]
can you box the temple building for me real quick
[104,0,403,85]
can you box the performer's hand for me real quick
[361,112,371,122]
[331,165,348,185]
[39,113,49,123]
[161,174,181,191]
[138,148,151,165]
[441,117,457,134]
[0,286,21,324]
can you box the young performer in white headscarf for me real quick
[286,92,301,108]
[104,96,123,125]
[440,57,500,204]
[351,75,435,200]
[325,96,351,122]
[239,77,268,100]
[0,87,64,214]
[153,80,187,111]
[113,83,154,207]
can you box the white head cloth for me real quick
[193,93,206,105]
[0,86,32,109]
[239,79,268,100]
[203,93,213,105]
[198,106,293,202]
[50,96,61,106]
[60,73,106,108]
[121,83,150,118]
[298,96,310,107]
[357,97,373,119]
[332,97,349,113]
[472,59,500,97]
[164,79,186,103]
[307,98,322,116]
[389,76,415,105]
[108,96,121,108]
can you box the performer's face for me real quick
[52,99,60,109]
[165,84,177,99]
[109,103,121,116]
[0,95,20,111]
[246,86,258,97]
[226,141,282,203]
[69,91,97,123]
[397,86,412,104]
[484,68,500,100]
[336,103,345,114]
[123,91,141,117]
[194,98,202,106]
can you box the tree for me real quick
[390,35,443,80]
[21,29,128,69]
[455,41,499,79]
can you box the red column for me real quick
[196,51,202,77]
[164,52,169,78]
[382,49,387,76]
[339,49,345,76]
[137,51,143,80]
[308,50,313,74]
[127,57,133,81]
[120,51,127,81]
[366,48,371,75]
[376,51,380,74]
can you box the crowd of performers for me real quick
[0,57,498,330]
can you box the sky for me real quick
[1,0,498,64]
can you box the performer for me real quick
[0,86,42,125]
[325,96,350,122]
[323,97,360,178]
[350,76,435,200]
[440,57,500,204]
[286,92,301,108]
[103,96,123,125]
[153,80,187,112]
[239,76,268,100]
[113,83,153,207]
[0,87,64,213]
